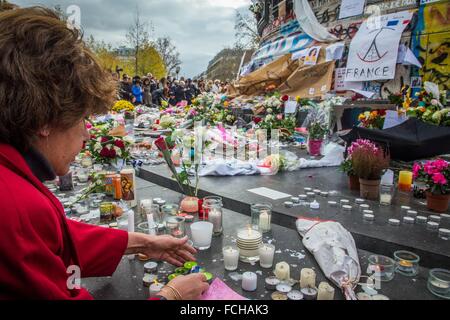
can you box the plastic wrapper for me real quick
[296,218,361,300]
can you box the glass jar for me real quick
[100,202,114,224]
[143,204,165,231]
[203,198,223,236]
[251,203,272,233]
[165,216,186,238]
[368,255,396,282]
[161,204,180,216]
[380,183,394,205]
[427,269,450,299]
[394,250,420,277]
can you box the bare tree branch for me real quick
[154,37,182,76]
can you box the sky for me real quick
[12,0,252,78]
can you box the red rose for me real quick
[154,137,168,152]
[254,117,262,124]
[109,148,116,158]
[114,139,125,149]
[155,119,160,125]
[281,95,289,102]
[101,137,109,143]
[100,147,110,158]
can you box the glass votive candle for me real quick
[137,222,157,235]
[380,184,394,205]
[368,255,396,282]
[394,250,420,277]
[161,204,179,216]
[165,216,186,238]
[398,171,413,192]
[259,243,275,269]
[242,272,257,292]
[251,203,272,233]
[427,269,450,299]
[190,221,214,250]
[223,246,240,271]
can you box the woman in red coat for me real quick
[0,7,209,300]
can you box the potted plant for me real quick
[307,121,327,156]
[349,139,390,200]
[340,158,360,191]
[413,159,450,213]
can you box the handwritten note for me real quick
[339,0,366,19]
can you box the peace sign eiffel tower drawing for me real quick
[357,27,395,63]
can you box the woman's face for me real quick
[36,118,90,176]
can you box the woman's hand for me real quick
[126,233,197,266]
[159,273,210,300]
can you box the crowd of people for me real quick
[115,73,231,107]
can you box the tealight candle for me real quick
[301,287,318,300]
[144,261,158,274]
[307,192,315,198]
[320,192,329,197]
[363,213,375,222]
[416,216,428,224]
[401,206,411,213]
[328,201,338,207]
[313,189,321,195]
[439,228,450,240]
[287,290,304,300]
[149,281,165,297]
[242,272,257,292]
[300,268,316,289]
[259,244,275,269]
[317,282,335,300]
[223,246,240,271]
[340,199,350,207]
[403,217,415,224]
[342,205,353,212]
[274,262,290,281]
[359,204,370,212]
[291,197,300,204]
[276,283,292,293]
[304,187,313,192]
[299,194,308,201]
[143,274,158,287]
[271,291,288,300]
[429,215,441,223]
[407,210,418,218]
[265,276,281,291]
[427,221,439,231]
[355,198,365,205]
[388,219,401,226]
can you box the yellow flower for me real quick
[358,114,365,121]
[223,101,229,108]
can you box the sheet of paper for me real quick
[304,46,321,66]
[339,0,366,19]
[326,42,345,62]
[284,100,297,114]
[383,110,408,129]
[201,278,247,301]
[247,187,292,200]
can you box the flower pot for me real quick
[359,178,381,200]
[426,192,450,213]
[180,196,199,214]
[308,139,323,157]
[348,175,360,191]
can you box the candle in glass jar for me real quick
[208,208,223,235]
[398,171,413,192]
[274,262,290,281]
[258,210,271,232]
[317,282,335,300]
[149,281,165,297]
[300,268,316,289]
[242,272,257,292]
[259,244,275,269]
[223,246,240,271]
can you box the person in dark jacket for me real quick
[142,77,152,106]
[119,74,135,102]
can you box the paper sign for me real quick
[339,0,366,19]
[284,100,297,114]
[304,46,321,66]
[345,11,413,82]
[383,110,408,129]
[201,278,247,301]
[335,68,363,91]
[326,42,345,62]
[247,187,292,200]
[397,44,422,68]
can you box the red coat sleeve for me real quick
[66,220,129,278]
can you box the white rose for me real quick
[114,146,122,156]
[94,143,102,152]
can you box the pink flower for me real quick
[276,114,283,120]
[412,163,422,179]
[433,159,449,171]
[432,173,447,186]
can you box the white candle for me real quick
[259,244,275,269]
[317,282,335,300]
[300,268,316,289]
[208,208,223,234]
[380,194,392,205]
[149,282,165,297]
[242,272,257,292]
[258,210,271,232]
[190,222,214,250]
[274,262,290,281]
[223,246,240,271]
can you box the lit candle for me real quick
[242,272,257,292]
[223,246,240,271]
[274,262,290,281]
[317,282,335,300]
[259,244,275,269]
[149,280,165,297]
[300,268,316,289]
[258,210,271,232]
[398,171,413,192]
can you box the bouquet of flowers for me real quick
[256,114,296,141]
[112,100,135,113]
[358,109,386,129]
[413,159,449,195]
[86,121,133,164]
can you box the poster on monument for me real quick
[345,11,413,82]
